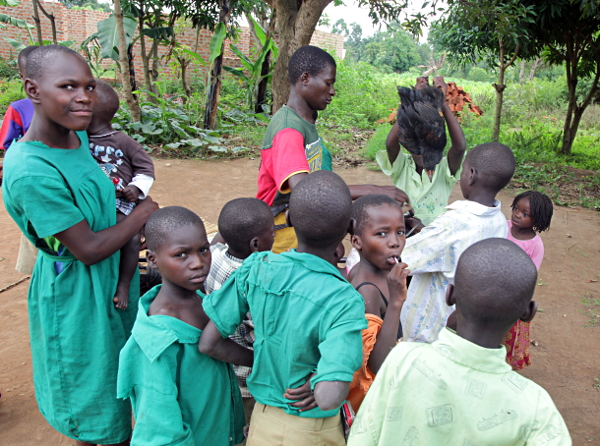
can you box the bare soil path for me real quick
[1,158,599,444]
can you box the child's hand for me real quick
[371,185,410,207]
[387,261,410,307]
[433,76,448,97]
[283,374,317,412]
[122,185,141,202]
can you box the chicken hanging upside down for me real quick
[396,78,447,180]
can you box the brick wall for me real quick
[0,0,344,84]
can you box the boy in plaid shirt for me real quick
[205,198,275,435]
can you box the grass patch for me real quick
[581,293,600,327]
[361,125,389,161]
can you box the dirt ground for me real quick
[1,157,600,445]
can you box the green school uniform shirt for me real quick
[376,150,462,225]
[203,250,367,419]
[2,132,135,443]
[347,328,571,446]
[117,285,245,446]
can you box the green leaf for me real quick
[0,13,34,30]
[97,14,137,61]
[231,146,249,153]
[208,145,228,152]
[250,16,267,46]
[0,0,21,7]
[209,22,226,64]
[142,26,174,41]
[180,47,206,65]
[223,65,249,81]
[3,37,25,51]
[229,44,254,71]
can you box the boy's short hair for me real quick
[289,170,351,246]
[454,238,537,328]
[26,45,84,81]
[288,45,336,85]
[145,206,204,251]
[18,45,38,72]
[93,79,120,123]
[467,142,515,192]
[218,198,272,251]
[511,190,553,233]
[352,194,403,236]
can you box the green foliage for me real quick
[63,0,112,12]
[97,14,137,61]
[468,67,491,82]
[0,56,18,79]
[0,78,24,110]
[319,60,405,128]
[223,17,277,111]
[111,81,226,155]
[361,125,389,160]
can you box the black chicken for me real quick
[396,84,447,180]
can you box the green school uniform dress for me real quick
[2,133,135,443]
[203,250,367,419]
[117,285,245,446]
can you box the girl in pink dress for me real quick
[503,191,553,369]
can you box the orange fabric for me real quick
[347,314,383,412]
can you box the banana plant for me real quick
[223,16,277,112]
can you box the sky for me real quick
[317,1,437,40]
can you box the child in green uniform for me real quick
[2,45,158,445]
[347,238,571,445]
[201,170,368,446]
[117,206,245,446]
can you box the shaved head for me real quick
[453,238,537,329]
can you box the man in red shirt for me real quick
[258,45,409,253]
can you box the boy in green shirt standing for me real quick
[117,206,245,446]
[201,171,368,446]
[347,238,571,445]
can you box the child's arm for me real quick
[122,138,155,201]
[433,77,466,176]
[54,197,158,265]
[199,320,253,367]
[401,214,455,275]
[367,262,410,374]
[313,381,349,411]
[385,121,402,165]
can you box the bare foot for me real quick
[113,286,129,310]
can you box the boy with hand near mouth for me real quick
[117,206,246,446]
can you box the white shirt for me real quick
[401,200,508,343]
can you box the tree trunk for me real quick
[138,1,154,93]
[180,57,191,99]
[528,58,542,82]
[519,60,525,84]
[491,36,519,142]
[114,0,141,121]
[560,48,600,155]
[203,0,231,129]
[36,1,57,44]
[271,0,332,113]
[255,9,276,114]
[31,0,43,45]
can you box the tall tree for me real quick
[430,0,536,141]
[269,0,437,112]
[362,24,421,73]
[114,0,142,121]
[524,0,600,155]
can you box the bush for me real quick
[468,67,491,83]
[0,79,25,112]
[0,57,18,79]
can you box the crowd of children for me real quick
[0,42,571,446]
